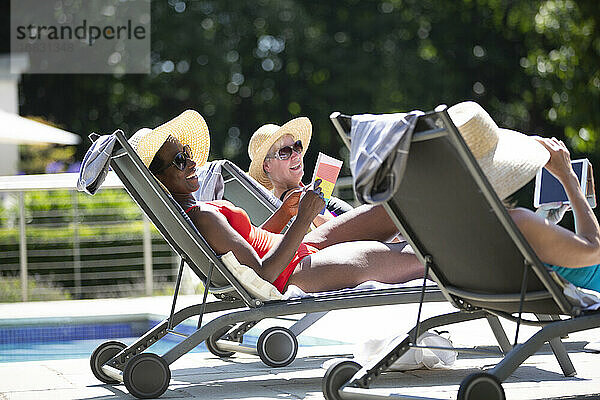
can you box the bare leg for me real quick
[302,204,399,250]
[286,241,423,293]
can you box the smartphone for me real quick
[534,158,596,208]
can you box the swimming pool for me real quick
[0,337,184,363]
[0,315,343,363]
[0,315,182,363]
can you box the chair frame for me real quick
[92,129,456,398]
[325,109,600,400]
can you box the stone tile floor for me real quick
[1,297,600,399]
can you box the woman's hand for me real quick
[280,188,302,218]
[296,179,326,223]
[534,137,575,182]
[518,136,600,268]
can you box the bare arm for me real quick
[190,188,325,283]
[260,190,301,233]
[261,186,335,231]
[190,206,263,269]
[510,137,600,267]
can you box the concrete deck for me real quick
[1,296,600,400]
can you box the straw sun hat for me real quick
[248,117,312,190]
[128,110,210,171]
[447,101,550,200]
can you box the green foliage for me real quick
[0,276,72,302]
[0,274,174,302]
[0,189,142,229]
[15,0,599,177]
[17,117,77,174]
[7,1,599,208]
[0,221,149,242]
[508,0,599,153]
[19,143,76,175]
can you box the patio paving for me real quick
[1,296,600,399]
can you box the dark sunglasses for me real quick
[158,144,193,173]
[268,140,303,160]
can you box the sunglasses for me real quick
[268,140,303,160]
[158,144,193,173]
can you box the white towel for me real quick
[322,331,456,372]
[283,279,434,300]
[563,282,600,311]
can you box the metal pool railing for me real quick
[0,172,182,302]
[0,172,357,303]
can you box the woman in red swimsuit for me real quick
[129,111,424,294]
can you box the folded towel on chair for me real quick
[549,269,600,311]
[283,279,435,300]
[220,251,283,301]
[563,282,600,311]
[350,111,423,204]
[194,160,227,201]
[77,133,117,195]
[220,251,435,302]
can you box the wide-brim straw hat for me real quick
[248,117,312,190]
[447,101,550,200]
[128,110,210,170]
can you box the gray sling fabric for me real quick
[193,160,282,209]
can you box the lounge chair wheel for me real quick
[322,359,362,400]
[206,324,236,358]
[458,372,505,400]
[123,353,170,399]
[90,340,127,384]
[256,326,298,367]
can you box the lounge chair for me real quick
[219,159,280,225]
[323,110,598,400]
[88,129,452,399]
[195,159,328,355]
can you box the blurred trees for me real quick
[19,143,77,174]
[15,0,599,177]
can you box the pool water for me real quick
[0,317,343,363]
[0,336,208,363]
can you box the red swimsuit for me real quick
[186,200,318,293]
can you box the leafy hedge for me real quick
[0,276,73,302]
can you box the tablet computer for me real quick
[534,158,596,208]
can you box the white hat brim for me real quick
[476,128,550,199]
